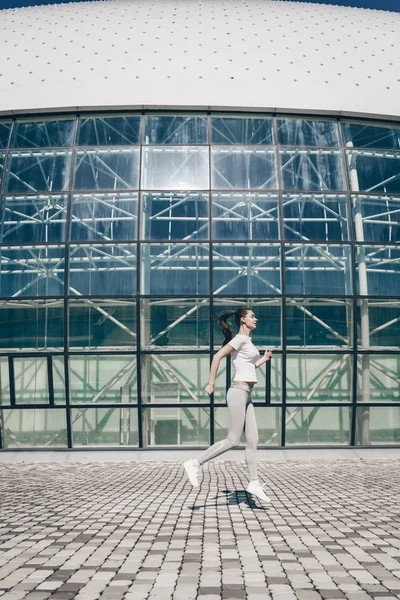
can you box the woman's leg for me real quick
[244,402,259,481]
[196,386,248,465]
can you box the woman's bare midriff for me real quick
[233,381,255,388]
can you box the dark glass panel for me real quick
[211,117,274,145]
[343,121,400,150]
[144,115,207,144]
[212,192,279,240]
[277,118,340,147]
[352,195,400,244]
[357,300,400,349]
[141,192,208,241]
[280,148,345,191]
[0,122,11,148]
[4,150,72,193]
[0,194,67,243]
[77,115,140,146]
[0,300,63,350]
[356,245,400,297]
[347,150,400,194]
[10,118,75,148]
[73,148,140,191]
[70,192,137,241]
[282,193,349,241]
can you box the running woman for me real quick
[184,307,273,503]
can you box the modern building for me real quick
[0,0,399,451]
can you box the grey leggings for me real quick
[197,383,258,480]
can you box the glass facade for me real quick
[0,113,399,449]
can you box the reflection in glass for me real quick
[357,354,399,403]
[352,195,400,243]
[71,407,138,446]
[286,354,352,403]
[347,150,400,194]
[77,115,140,146]
[14,357,49,404]
[0,194,68,243]
[356,245,400,297]
[343,121,400,150]
[69,355,137,403]
[10,118,75,148]
[70,193,137,241]
[285,406,350,445]
[0,300,64,350]
[0,358,11,406]
[141,192,208,240]
[0,245,65,298]
[141,147,209,190]
[211,116,274,145]
[214,406,281,445]
[144,115,207,145]
[141,298,209,349]
[286,299,352,348]
[282,193,349,241]
[357,300,400,349]
[140,354,209,403]
[212,243,281,295]
[141,243,209,295]
[280,148,345,191]
[0,152,4,181]
[0,122,11,148]
[355,406,400,445]
[211,147,277,189]
[69,244,136,296]
[212,192,279,240]
[285,244,352,296]
[4,150,72,193]
[52,357,65,405]
[277,118,340,147]
[1,408,68,447]
[73,148,140,191]
[142,407,210,446]
[69,299,136,350]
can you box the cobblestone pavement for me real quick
[1,459,400,600]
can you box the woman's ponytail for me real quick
[218,310,236,346]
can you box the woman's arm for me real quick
[255,349,273,369]
[205,344,235,396]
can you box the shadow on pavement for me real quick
[186,489,269,511]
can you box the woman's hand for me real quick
[205,384,214,397]
[264,349,273,361]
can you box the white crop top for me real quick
[228,334,259,383]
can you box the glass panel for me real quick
[0,300,64,350]
[285,244,352,296]
[343,121,400,150]
[356,245,400,297]
[0,245,65,298]
[141,192,208,240]
[286,354,352,402]
[140,354,209,403]
[73,148,140,191]
[144,115,207,145]
[352,195,400,244]
[0,358,11,406]
[212,192,279,241]
[140,243,209,296]
[0,122,11,148]
[358,300,400,349]
[280,148,345,191]
[69,244,136,296]
[211,147,277,190]
[1,408,68,447]
[142,406,210,446]
[77,115,140,146]
[251,353,282,404]
[69,299,136,350]
[282,193,349,242]
[286,299,352,348]
[0,152,4,182]
[141,147,209,190]
[71,407,138,446]
[69,355,137,404]
[347,150,400,194]
[211,116,274,145]
[10,119,75,148]
[14,357,49,404]
[4,150,72,193]
[52,357,66,405]
[212,298,281,349]
[277,118,340,147]
[285,406,350,445]
[355,406,400,445]
[70,192,137,242]
[214,406,281,445]
[212,243,281,295]
[357,354,400,402]
[0,194,68,243]
[141,298,209,349]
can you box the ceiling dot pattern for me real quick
[0,0,399,118]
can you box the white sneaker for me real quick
[246,480,271,503]
[183,459,199,488]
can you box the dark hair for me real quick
[218,306,252,346]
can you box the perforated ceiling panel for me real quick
[0,0,399,118]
